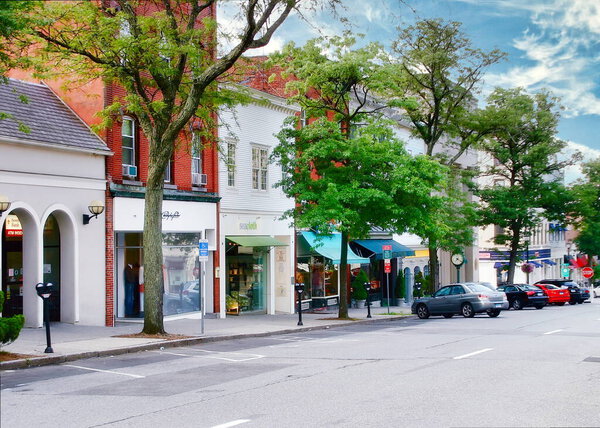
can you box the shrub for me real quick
[352,270,369,300]
[0,291,25,346]
[395,271,405,299]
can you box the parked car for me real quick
[496,284,548,310]
[594,282,600,298]
[181,280,200,311]
[533,283,570,306]
[411,283,508,319]
[534,279,587,304]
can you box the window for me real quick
[164,158,173,183]
[450,285,465,295]
[226,142,236,187]
[191,131,202,175]
[252,146,268,191]
[434,287,451,297]
[122,117,136,167]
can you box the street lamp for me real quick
[83,200,105,225]
[364,282,372,318]
[294,283,305,326]
[0,194,11,215]
[524,236,530,284]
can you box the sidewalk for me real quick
[1,304,414,370]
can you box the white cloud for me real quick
[562,140,600,184]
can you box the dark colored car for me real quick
[497,284,548,310]
[534,279,587,304]
[411,283,508,319]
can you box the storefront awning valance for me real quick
[227,236,287,247]
[298,232,369,264]
[493,262,508,269]
[542,259,557,266]
[530,260,543,268]
[351,239,415,260]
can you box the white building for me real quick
[0,79,111,327]
[217,87,299,317]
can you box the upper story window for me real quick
[226,142,236,187]
[191,131,202,175]
[121,117,137,181]
[164,157,173,184]
[252,146,268,191]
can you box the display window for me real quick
[225,245,267,315]
[296,256,339,309]
[116,232,201,318]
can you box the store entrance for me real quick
[225,246,267,315]
[43,214,61,321]
[2,215,23,317]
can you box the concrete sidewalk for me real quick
[1,305,414,370]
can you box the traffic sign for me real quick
[582,267,594,279]
[561,266,570,278]
[384,260,391,273]
[198,239,209,262]
[382,244,392,260]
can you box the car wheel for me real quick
[556,302,565,306]
[487,309,500,318]
[443,313,454,318]
[569,301,577,305]
[417,304,430,319]
[534,304,545,309]
[461,303,475,318]
[511,299,523,310]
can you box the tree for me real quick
[14,0,339,334]
[475,87,580,284]
[569,158,600,258]
[388,19,505,288]
[272,117,448,318]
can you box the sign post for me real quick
[383,245,392,314]
[198,239,209,335]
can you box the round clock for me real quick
[451,253,464,266]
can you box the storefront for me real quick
[296,231,369,310]
[111,194,217,320]
[479,248,560,285]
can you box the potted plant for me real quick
[352,270,369,308]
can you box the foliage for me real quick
[395,270,405,299]
[0,291,25,346]
[569,158,600,257]
[9,0,337,334]
[351,270,369,301]
[475,87,581,283]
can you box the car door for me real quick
[446,285,467,313]
[428,286,451,314]
[503,285,519,305]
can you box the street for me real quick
[2,300,599,428]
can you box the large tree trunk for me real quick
[338,231,349,319]
[506,232,521,285]
[428,243,440,291]
[142,146,168,335]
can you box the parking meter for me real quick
[36,282,54,353]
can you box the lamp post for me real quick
[524,236,530,284]
[295,283,305,326]
[364,282,372,318]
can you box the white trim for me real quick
[0,136,111,156]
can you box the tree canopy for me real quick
[569,158,600,258]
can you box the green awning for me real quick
[226,236,287,247]
[351,239,415,260]
[298,231,370,264]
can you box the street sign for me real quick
[198,239,209,262]
[561,265,570,278]
[382,244,392,260]
[384,259,391,273]
[582,267,594,279]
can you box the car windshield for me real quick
[540,284,559,289]
[465,284,493,293]
[522,285,541,291]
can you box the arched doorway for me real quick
[43,214,61,321]
[2,214,24,317]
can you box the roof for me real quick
[0,79,109,153]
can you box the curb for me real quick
[1,314,414,371]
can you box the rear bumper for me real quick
[472,301,509,312]
[526,296,549,307]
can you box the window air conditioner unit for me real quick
[192,173,208,186]
[122,164,138,178]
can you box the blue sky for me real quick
[220,0,600,181]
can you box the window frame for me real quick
[251,145,268,191]
[226,141,236,188]
[121,116,136,168]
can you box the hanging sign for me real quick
[198,239,209,262]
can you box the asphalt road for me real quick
[2,300,599,428]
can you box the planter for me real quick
[355,299,366,309]
[369,300,381,308]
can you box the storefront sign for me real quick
[162,211,181,220]
[239,221,258,231]
[5,215,22,237]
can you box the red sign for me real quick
[384,260,391,273]
[582,267,594,279]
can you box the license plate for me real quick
[559,292,564,295]
[495,303,502,308]
[537,293,542,296]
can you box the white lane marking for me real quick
[153,349,264,362]
[211,419,251,428]
[453,348,494,360]
[64,364,145,378]
[544,329,563,335]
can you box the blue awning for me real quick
[542,259,557,266]
[530,260,543,268]
[493,262,508,269]
[350,239,415,260]
[298,232,370,264]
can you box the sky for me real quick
[219,0,600,182]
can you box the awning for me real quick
[542,259,557,266]
[298,231,369,264]
[530,260,543,268]
[493,262,508,269]
[227,236,287,247]
[351,239,415,260]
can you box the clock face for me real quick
[451,254,464,266]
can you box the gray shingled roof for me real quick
[0,79,110,153]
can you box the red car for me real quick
[535,283,570,305]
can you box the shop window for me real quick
[252,146,268,191]
[296,256,339,309]
[225,243,268,314]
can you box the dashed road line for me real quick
[211,419,251,428]
[64,364,145,378]
[453,348,494,360]
[543,329,563,335]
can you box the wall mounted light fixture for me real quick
[83,200,105,225]
[0,195,11,214]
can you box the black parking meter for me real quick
[36,282,54,353]
[364,282,372,319]
[295,283,305,326]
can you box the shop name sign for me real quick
[239,221,258,231]
[162,211,181,220]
